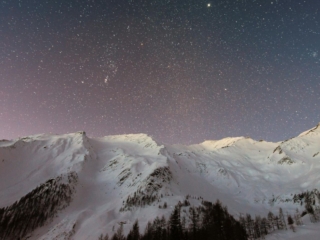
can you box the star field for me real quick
[1,0,319,144]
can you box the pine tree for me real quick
[253,215,262,239]
[294,208,302,226]
[267,211,275,232]
[245,214,254,239]
[224,215,235,240]
[189,207,199,240]
[152,216,164,240]
[313,205,320,222]
[163,202,167,209]
[213,201,225,240]
[260,217,268,236]
[141,221,153,240]
[278,208,287,230]
[274,215,280,230]
[305,191,316,222]
[287,215,295,232]
[169,205,182,240]
[127,220,140,240]
[112,224,125,240]
[160,215,168,240]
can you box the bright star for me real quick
[207,3,211,7]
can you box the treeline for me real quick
[104,189,320,240]
[241,189,320,239]
[100,199,248,240]
[239,208,303,239]
[293,189,320,223]
[0,172,78,240]
[293,189,320,206]
[101,197,311,240]
[120,167,172,212]
[120,190,159,212]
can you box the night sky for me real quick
[1,0,319,144]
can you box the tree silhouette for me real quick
[169,205,182,240]
[127,220,140,240]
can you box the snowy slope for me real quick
[266,215,320,240]
[0,124,320,239]
[0,132,90,208]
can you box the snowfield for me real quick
[1,123,320,239]
[266,215,320,240]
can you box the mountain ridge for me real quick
[1,124,320,239]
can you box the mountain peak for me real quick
[298,122,320,137]
[199,137,245,150]
[102,133,158,144]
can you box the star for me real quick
[1,0,318,145]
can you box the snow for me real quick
[197,136,245,150]
[267,216,320,240]
[298,122,320,137]
[1,125,320,239]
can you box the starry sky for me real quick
[1,0,319,144]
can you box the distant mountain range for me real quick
[1,123,320,239]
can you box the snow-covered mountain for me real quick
[1,123,320,239]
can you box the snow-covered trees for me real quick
[0,172,77,240]
[120,167,172,212]
[99,189,320,240]
[240,208,296,239]
[287,215,295,232]
[293,209,303,226]
[100,199,247,240]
